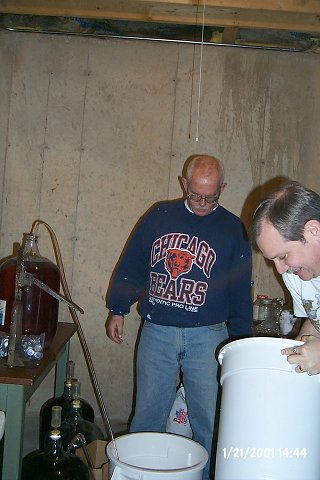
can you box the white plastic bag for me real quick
[279,310,296,335]
[166,385,193,438]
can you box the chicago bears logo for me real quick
[165,249,195,279]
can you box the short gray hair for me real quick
[251,180,320,243]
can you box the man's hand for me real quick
[281,334,320,375]
[105,314,124,344]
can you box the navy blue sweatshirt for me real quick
[107,199,252,337]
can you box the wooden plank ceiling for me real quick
[0,0,319,34]
[0,0,319,50]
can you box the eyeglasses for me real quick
[187,191,220,205]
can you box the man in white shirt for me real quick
[251,180,320,375]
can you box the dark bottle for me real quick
[39,360,95,451]
[59,381,104,450]
[22,406,90,480]
[0,233,60,348]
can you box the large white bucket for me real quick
[106,432,208,480]
[215,337,320,480]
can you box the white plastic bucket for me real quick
[215,337,320,480]
[106,432,208,480]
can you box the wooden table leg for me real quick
[2,384,26,480]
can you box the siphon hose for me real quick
[30,219,120,459]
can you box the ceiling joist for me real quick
[0,0,320,34]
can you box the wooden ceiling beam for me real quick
[0,0,319,34]
[1,1,320,15]
[150,0,320,15]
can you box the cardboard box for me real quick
[76,440,109,480]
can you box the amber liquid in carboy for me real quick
[0,258,60,348]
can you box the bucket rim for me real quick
[218,336,303,362]
[106,432,208,473]
[108,431,208,446]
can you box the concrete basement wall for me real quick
[0,30,319,452]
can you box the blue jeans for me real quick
[130,321,228,480]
